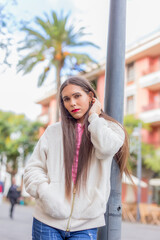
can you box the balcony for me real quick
[139,103,160,124]
[125,84,136,97]
[139,71,160,90]
[37,114,49,125]
[142,102,160,111]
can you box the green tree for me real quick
[0,110,42,176]
[124,114,160,175]
[124,114,150,135]
[143,147,160,174]
[17,11,100,121]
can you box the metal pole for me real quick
[136,123,142,221]
[97,0,126,239]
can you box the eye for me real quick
[75,94,81,99]
[63,97,70,102]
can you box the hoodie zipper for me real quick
[66,186,76,232]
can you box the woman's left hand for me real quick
[89,98,102,116]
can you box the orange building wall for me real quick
[49,98,56,125]
[149,57,160,73]
[130,56,160,146]
[41,105,49,114]
[96,74,105,109]
[135,58,151,117]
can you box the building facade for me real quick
[125,31,160,147]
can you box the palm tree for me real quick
[17,11,100,121]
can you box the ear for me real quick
[89,91,94,100]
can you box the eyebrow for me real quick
[62,92,81,100]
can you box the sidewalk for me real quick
[0,202,33,240]
[121,221,160,240]
[0,202,160,240]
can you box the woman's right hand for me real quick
[89,98,102,116]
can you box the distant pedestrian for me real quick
[24,77,130,239]
[0,180,4,205]
[7,176,21,219]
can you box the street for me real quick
[0,202,160,240]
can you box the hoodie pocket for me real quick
[72,188,106,219]
[37,182,70,219]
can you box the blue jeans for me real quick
[32,218,97,240]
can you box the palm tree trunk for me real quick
[55,62,62,122]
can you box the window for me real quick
[126,96,135,114]
[127,62,135,82]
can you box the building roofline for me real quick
[35,87,56,104]
[125,29,160,63]
[79,63,105,80]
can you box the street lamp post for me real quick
[97,0,127,239]
[137,123,142,221]
[132,123,142,221]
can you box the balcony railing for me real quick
[140,70,160,90]
[139,107,160,123]
[142,102,160,112]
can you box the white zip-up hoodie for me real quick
[24,113,125,231]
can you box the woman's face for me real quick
[62,84,92,124]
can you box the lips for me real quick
[71,109,80,113]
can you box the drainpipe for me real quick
[97,0,126,239]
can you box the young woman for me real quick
[24,76,129,240]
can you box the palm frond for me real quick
[22,27,46,41]
[17,54,34,68]
[51,11,59,26]
[44,12,51,24]
[22,60,40,74]
[17,49,45,73]
[17,39,40,51]
[35,17,52,36]
[68,53,97,64]
[64,11,70,24]
[37,67,50,87]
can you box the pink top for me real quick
[72,123,84,184]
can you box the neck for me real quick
[77,118,84,124]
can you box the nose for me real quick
[70,98,76,107]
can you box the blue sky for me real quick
[0,0,160,120]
